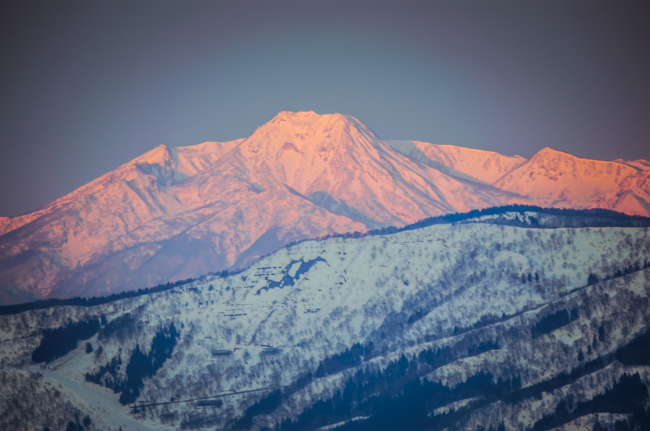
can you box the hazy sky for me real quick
[1,1,648,216]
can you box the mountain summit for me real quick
[0,112,648,305]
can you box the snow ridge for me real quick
[0,112,648,306]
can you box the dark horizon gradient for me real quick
[0,1,648,217]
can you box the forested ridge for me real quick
[3,205,648,316]
[2,206,649,431]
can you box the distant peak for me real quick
[269,111,349,125]
[531,147,579,160]
[537,147,563,154]
[241,111,379,155]
[533,147,634,164]
[273,111,319,121]
[131,144,173,165]
[258,111,373,136]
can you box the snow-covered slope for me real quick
[175,112,522,227]
[1,211,649,431]
[387,140,528,185]
[0,112,524,305]
[0,140,243,238]
[0,138,264,305]
[1,112,649,306]
[494,148,650,216]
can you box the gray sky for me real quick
[1,1,648,216]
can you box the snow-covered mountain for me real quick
[492,148,650,217]
[386,140,528,185]
[387,141,650,216]
[1,209,649,431]
[0,111,649,305]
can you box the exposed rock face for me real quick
[0,112,648,305]
[1,211,649,431]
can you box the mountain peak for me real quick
[2,113,649,306]
[532,147,573,158]
[493,144,648,212]
[263,111,371,134]
[271,110,321,123]
[243,111,377,156]
[133,144,174,166]
[528,147,639,170]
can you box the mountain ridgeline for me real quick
[1,111,649,306]
[1,208,649,431]
[2,204,648,316]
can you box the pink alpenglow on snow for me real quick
[0,111,648,305]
